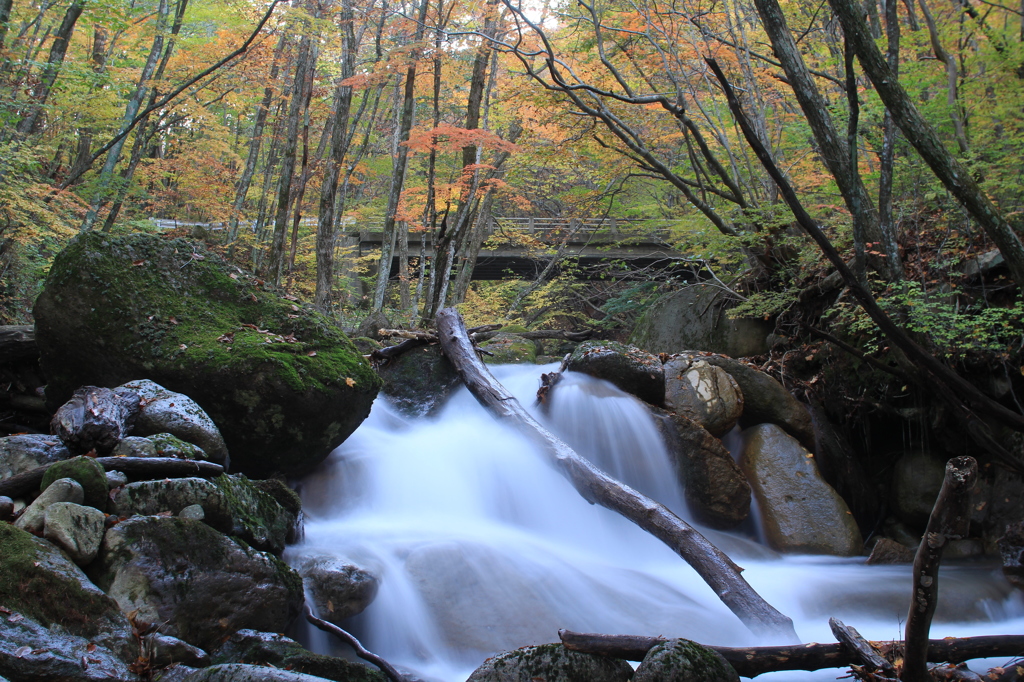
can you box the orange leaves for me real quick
[403,123,521,155]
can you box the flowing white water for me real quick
[291,364,1024,681]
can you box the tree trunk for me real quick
[828,0,1024,288]
[435,307,798,639]
[878,0,900,265]
[918,0,969,153]
[15,0,86,136]
[0,0,12,51]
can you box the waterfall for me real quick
[291,364,1024,681]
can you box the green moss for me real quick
[0,523,118,636]
[40,455,108,509]
[212,474,294,554]
[147,433,206,459]
[636,639,739,682]
[253,478,302,516]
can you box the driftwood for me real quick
[305,606,407,682]
[370,324,502,367]
[0,325,38,363]
[535,353,571,409]
[435,307,797,638]
[51,386,141,455]
[474,328,594,342]
[903,456,979,682]
[0,457,224,499]
[829,617,897,678]
[558,629,1024,678]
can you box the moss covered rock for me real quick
[211,629,385,682]
[479,333,539,364]
[466,643,633,682]
[378,343,461,416]
[34,232,380,478]
[90,516,303,652]
[567,341,664,405]
[40,455,108,509]
[633,639,739,682]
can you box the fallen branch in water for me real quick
[0,457,224,499]
[436,307,797,639]
[305,605,407,682]
[558,629,1024,678]
[829,617,896,678]
[370,324,502,368]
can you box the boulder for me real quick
[90,516,304,651]
[111,435,159,458]
[0,523,136,662]
[479,332,539,364]
[110,474,296,555]
[633,639,739,682]
[866,537,916,564]
[211,630,385,682]
[702,355,815,447]
[184,665,344,682]
[50,385,141,455]
[630,284,771,358]
[890,451,947,528]
[651,409,750,529]
[40,454,108,508]
[0,612,135,682]
[663,355,743,436]
[0,434,69,480]
[566,341,664,405]
[466,643,634,682]
[378,344,462,416]
[43,501,106,565]
[120,379,228,464]
[34,232,380,478]
[145,633,210,668]
[355,310,392,342]
[15,477,84,533]
[739,424,863,556]
[295,554,380,623]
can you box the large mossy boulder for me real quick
[466,643,634,682]
[378,344,461,416]
[739,424,863,556]
[566,341,664,405]
[34,232,380,478]
[90,516,304,652]
[633,639,739,682]
[630,284,772,358]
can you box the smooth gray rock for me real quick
[90,516,303,652]
[146,633,210,668]
[211,629,385,682]
[633,639,739,682]
[664,355,743,436]
[0,612,135,682]
[566,341,664,405]
[107,470,129,488]
[0,434,69,480]
[121,380,229,464]
[111,435,158,458]
[43,501,106,565]
[185,664,338,682]
[14,477,84,533]
[179,503,205,520]
[740,424,862,556]
[466,644,634,682]
[296,554,380,624]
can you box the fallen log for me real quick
[370,324,503,368]
[51,386,141,455]
[904,456,978,682]
[0,456,224,499]
[558,629,1024,678]
[436,307,797,639]
[828,617,896,678]
[474,328,594,342]
[0,325,38,363]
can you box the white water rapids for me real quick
[291,363,1024,681]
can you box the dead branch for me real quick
[829,617,897,678]
[436,307,797,639]
[0,457,225,499]
[305,605,407,682]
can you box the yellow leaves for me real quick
[403,123,521,156]
[345,377,357,387]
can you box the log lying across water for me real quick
[558,629,1024,678]
[435,307,798,639]
[0,456,224,499]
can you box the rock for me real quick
[651,408,750,529]
[121,379,228,464]
[150,433,209,459]
[465,643,634,682]
[0,496,12,521]
[90,516,304,652]
[702,355,815,447]
[890,451,947,528]
[0,523,136,662]
[355,310,392,341]
[111,435,159,458]
[739,424,863,555]
[110,474,296,554]
[663,355,743,436]
[154,665,202,682]
[866,537,915,564]
[0,612,136,682]
[566,341,664,405]
[180,503,205,520]
[184,664,344,682]
[107,470,129,488]
[883,517,922,548]
[145,633,210,668]
[15,477,84,533]
[0,434,69,480]
[479,333,539,364]
[211,630,386,682]
[998,521,1024,588]
[633,638,739,682]
[43,501,106,565]
[295,554,380,623]
[378,344,462,416]
[50,385,141,455]
[630,284,772,358]
[40,454,108,508]
[34,232,380,478]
